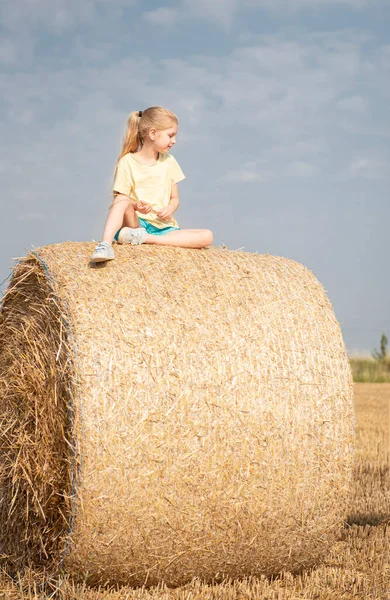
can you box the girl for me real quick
[90,106,214,262]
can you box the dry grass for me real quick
[0,243,354,587]
[0,260,74,575]
[0,383,388,599]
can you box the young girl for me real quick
[90,106,214,262]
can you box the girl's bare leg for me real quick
[144,229,213,249]
[102,197,140,243]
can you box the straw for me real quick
[0,242,355,588]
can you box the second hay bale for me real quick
[0,243,355,587]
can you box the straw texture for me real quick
[0,242,355,588]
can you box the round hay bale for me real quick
[0,242,355,587]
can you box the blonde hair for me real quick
[116,106,178,166]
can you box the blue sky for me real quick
[0,0,389,354]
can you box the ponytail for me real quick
[117,111,142,164]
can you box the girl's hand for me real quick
[135,201,152,214]
[156,206,174,222]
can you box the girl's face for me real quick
[153,123,178,153]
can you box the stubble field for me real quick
[0,383,389,600]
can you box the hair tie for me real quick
[138,111,143,118]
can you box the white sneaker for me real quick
[90,242,115,263]
[117,227,147,245]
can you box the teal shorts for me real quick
[114,217,180,241]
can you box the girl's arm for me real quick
[157,183,180,221]
[113,192,152,214]
[168,182,180,213]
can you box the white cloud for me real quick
[0,0,133,34]
[269,139,329,157]
[225,158,319,183]
[348,158,390,179]
[143,0,373,30]
[143,7,180,26]
[285,161,319,178]
[336,95,367,113]
[225,165,274,183]
[180,0,238,29]
[0,0,134,66]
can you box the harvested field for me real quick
[0,383,388,599]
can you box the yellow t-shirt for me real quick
[113,152,185,229]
